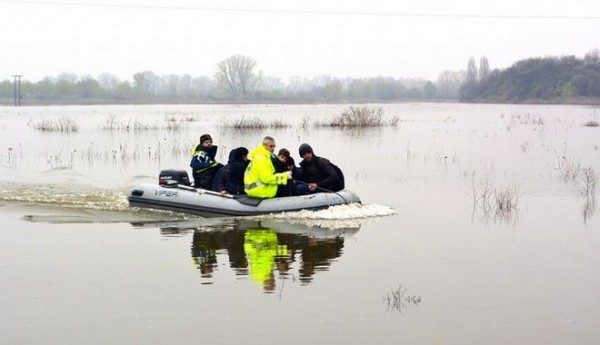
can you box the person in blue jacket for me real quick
[190,134,223,189]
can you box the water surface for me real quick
[1,103,599,344]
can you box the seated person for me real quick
[296,143,343,194]
[190,134,223,189]
[212,147,249,196]
[244,136,291,198]
[276,148,303,197]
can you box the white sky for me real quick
[1,0,599,82]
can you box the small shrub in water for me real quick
[317,106,398,128]
[33,117,79,133]
[222,117,290,129]
[325,106,385,128]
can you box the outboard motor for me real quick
[159,169,190,187]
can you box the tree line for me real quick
[0,55,464,105]
[460,50,600,103]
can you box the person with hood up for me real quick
[244,136,292,198]
[276,148,303,196]
[296,143,343,194]
[190,134,224,189]
[212,147,249,196]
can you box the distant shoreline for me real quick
[2,97,600,107]
[0,97,453,107]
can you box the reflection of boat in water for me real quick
[127,173,361,217]
[190,221,353,292]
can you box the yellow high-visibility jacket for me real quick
[244,144,288,198]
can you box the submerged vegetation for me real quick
[215,106,399,129]
[580,167,597,223]
[30,117,79,132]
[26,106,399,134]
[316,106,399,128]
[221,117,291,129]
[100,115,194,131]
[383,285,421,313]
[469,171,520,222]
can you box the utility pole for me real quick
[12,75,22,106]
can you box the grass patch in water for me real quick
[221,116,290,129]
[32,117,79,132]
[317,106,399,128]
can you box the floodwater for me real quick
[0,103,599,344]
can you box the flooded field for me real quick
[1,103,599,344]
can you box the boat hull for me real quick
[127,184,361,217]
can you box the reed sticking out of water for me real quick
[580,167,597,224]
[554,147,582,182]
[222,117,291,129]
[317,106,399,128]
[584,108,599,127]
[470,172,520,220]
[300,116,310,129]
[580,167,598,199]
[101,116,187,131]
[383,285,421,313]
[32,117,79,133]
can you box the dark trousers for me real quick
[193,165,223,189]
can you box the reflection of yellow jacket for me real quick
[244,145,288,198]
[244,229,287,287]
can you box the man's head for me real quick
[298,143,314,161]
[262,136,276,153]
[200,134,213,148]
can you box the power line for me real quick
[2,0,600,20]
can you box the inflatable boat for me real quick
[127,170,361,218]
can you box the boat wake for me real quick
[265,203,396,220]
[0,182,130,212]
[246,203,395,229]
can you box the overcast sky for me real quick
[1,0,599,82]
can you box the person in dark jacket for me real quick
[212,147,249,196]
[190,134,224,189]
[276,148,302,197]
[277,148,301,176]
[296,143,342,194]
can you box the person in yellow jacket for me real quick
[244,136,291,198]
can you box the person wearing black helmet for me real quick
[296,143,344,194]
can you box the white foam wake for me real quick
[262,203,396,220]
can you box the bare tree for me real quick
[436,70,465,99]
[215,54,260,98]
